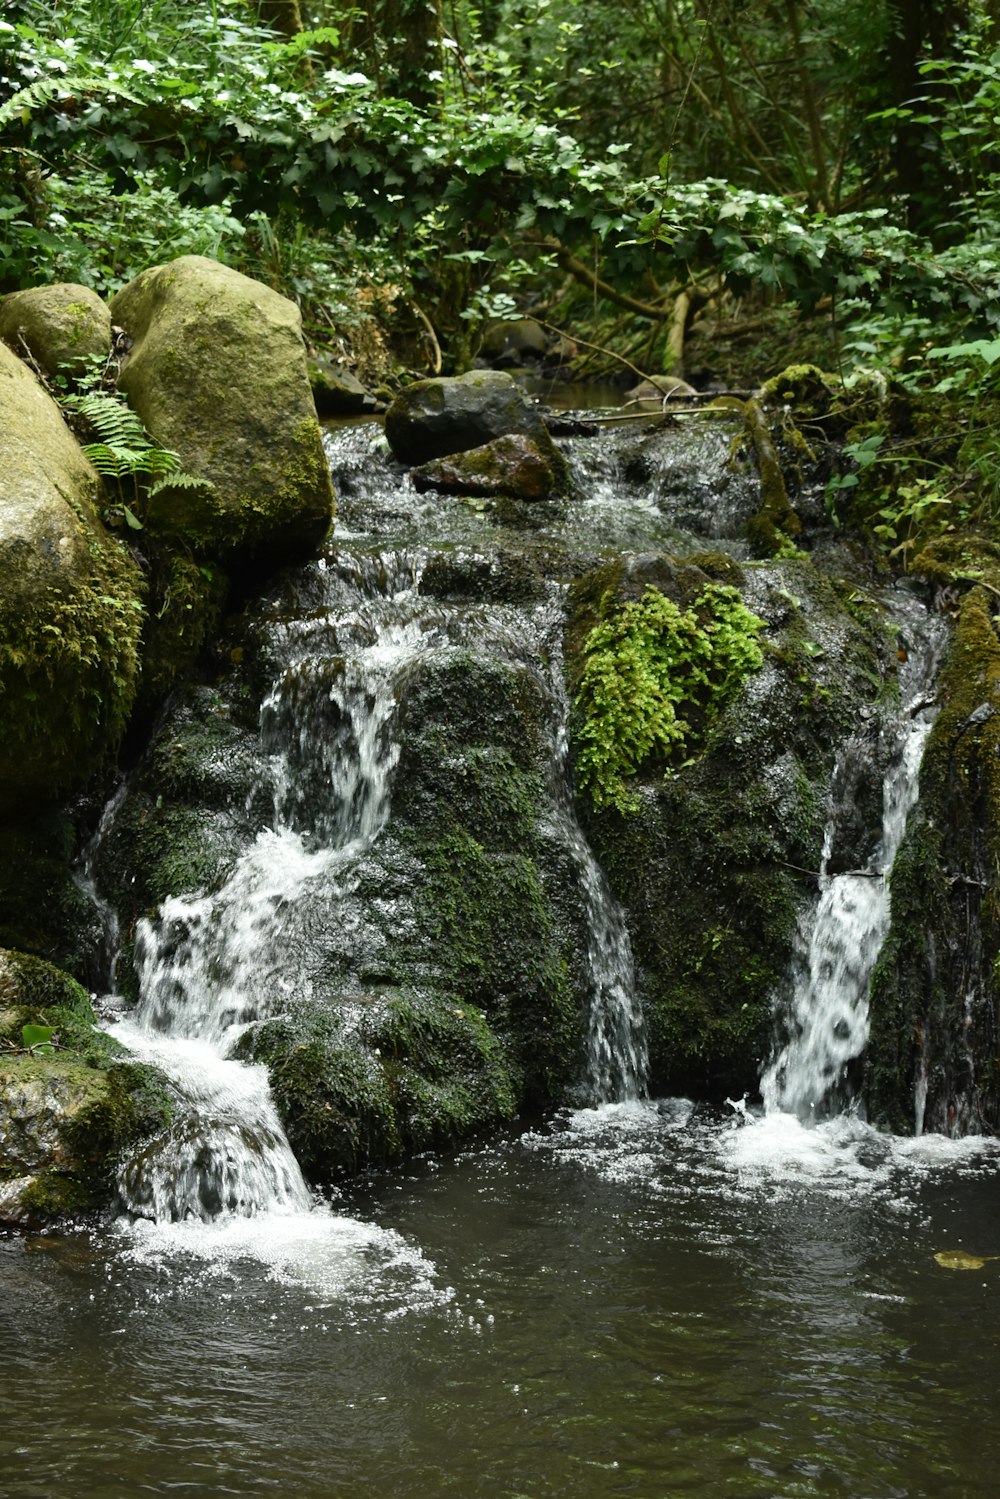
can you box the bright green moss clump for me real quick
[573,583,765,813]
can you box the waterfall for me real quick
[103,541,645,1220]
[760,596,943,1121]
[112,559,433,1223]
[543,676,646,1105]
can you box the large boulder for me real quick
[0,283,111,381]
[0,341,145,812]
[110,256,334,566]
[385,369,551,465]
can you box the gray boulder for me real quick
[0,283,110,381]
[110,256,335,566]
[385,369,549,465]
[308,357,377,416]
[0,341,145,811]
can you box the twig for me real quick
[410,301,442,375]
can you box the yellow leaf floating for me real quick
[934,1250,999,1271]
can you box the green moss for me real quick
[571,582,765,814]
[759,363,835,414]
[238,986,517,1182]
[0,534,145,803]
[137,545,229,708]
[0,815,100,976]
[0,1053,174,1225]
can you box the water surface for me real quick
[3,1105,998,1499]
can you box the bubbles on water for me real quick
[110,1205,451,1319]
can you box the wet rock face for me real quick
[866,587,1000,1135]
[566,557,901,1100]
[384,370,549,465]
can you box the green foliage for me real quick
[573,584,765,815]
[21,1022,55,1054]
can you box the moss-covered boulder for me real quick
[0,948,173,1227]
[110,255,334,566]
[0,282,110,381]
[0,340,145,812]
[866,587,1000,1134]
[385,369,552,465]
[565,553,898,1099]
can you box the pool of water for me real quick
[3,1102,999,1499]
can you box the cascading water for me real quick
[103,533,645,1223]
[760,594,945,1123]
[543,701,646,1104]
[111,557,438,1222]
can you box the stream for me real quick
[3,407,998,1498]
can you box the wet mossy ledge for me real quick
[0,949,172,1228]
[565,551,900,1100]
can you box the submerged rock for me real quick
[110,255,334,567]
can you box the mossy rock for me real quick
[237,987,518,1182]
[0,812,105,979]
[110,256,334,567]
[0,282,110,381]
[567,555,899,1098]
[0,340,145,812]
[0,1054,173,1228]
[759,363,836,416]
[866,587,1000,1134]
[411,433,566,502]
[0,948,173,1227]
[91,684,269,940]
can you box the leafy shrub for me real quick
[573,584,765,815]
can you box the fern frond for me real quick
[146,470,215,499]
[70,392,150,449]
[0,73,144,129]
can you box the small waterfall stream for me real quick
[760,595,944,1123]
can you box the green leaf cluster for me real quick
[573,585,765,815]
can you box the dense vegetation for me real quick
[2,0,1000,548]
